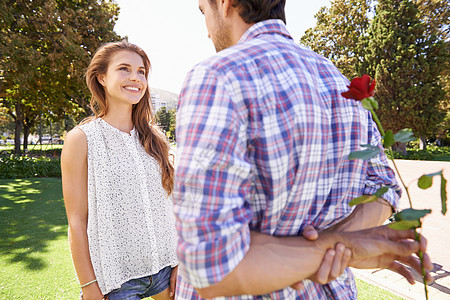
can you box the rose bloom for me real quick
[341,74,375,101]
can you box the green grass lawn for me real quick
[0,178,405,299]
[355,278,404,299]
[0,178,79,299]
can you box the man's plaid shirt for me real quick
[173,19,401,300]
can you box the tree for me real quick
[301,0,449,150]
[168,108,176,141]
[417,0,449,41]
[364,0,447,151]
[0,106,14,141]
[155,107,177,141]
[300,0,373,79]
[156,106,171,134]
[0,0,120,155]
[417,0,450,146]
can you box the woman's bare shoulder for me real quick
[62,127,88,160]
[65,127,87,145]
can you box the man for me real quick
[173,0,432,299]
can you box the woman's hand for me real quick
[169,266,178,298]
[81,282,104,300]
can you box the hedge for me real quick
[0,154,61,179]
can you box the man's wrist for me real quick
[314,231,346,253]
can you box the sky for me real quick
[114,0,331,94]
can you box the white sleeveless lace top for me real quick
[78,118,178,295]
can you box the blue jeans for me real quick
[106,266,172,300]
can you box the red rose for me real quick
[341,74,376,101]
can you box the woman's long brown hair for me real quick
[84,41,174,195]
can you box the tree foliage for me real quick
[364,0,447,142]
[417,0,449,40]
[417,0,450,144]
[156,107,176,141]
[300,0,373,79]
[301,0,449,145]
[0,0,120,155]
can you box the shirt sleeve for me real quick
[363,112,402,210]
[173,65,253,288]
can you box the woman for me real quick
[61,41,178,300]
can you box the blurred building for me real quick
[150,89,177,112]
[151,93,167,112]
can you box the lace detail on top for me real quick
[78,118,177,294]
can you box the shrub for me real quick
[386,146,450,161]
[24,148,62,158]
[0,153,61,179]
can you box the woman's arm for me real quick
[61,128,103,300]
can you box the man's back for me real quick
[175,19,400,299]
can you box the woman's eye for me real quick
[119,67,128,71]
[138,70,145,75]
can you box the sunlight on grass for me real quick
[14,199,35,204]
[0,178,79,299]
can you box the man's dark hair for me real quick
[210,0,286,24]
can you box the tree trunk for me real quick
[23,123,30,152]
[23,117,35,153]
[14,103,23,156]
[392,142,407,155]
[419,137,427,150]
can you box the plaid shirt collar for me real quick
[238,19,293,44]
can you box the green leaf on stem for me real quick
[393,129,415,143]
[394,208,432,221]
[368,97,379,110]
[383,130,395,148]
[349,186,389,206]
[418,175,433,189]
[349,195,377,206]
[441,173,447,215]
[375,186,390,197]
[419,170,448,215]
[361,98,374,111]
[348,144,381,160]
[361,98,379,110]
[388,220,421,230]
[418,171,443,190]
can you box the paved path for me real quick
[354,160,450,300]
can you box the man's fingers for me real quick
[383,228,429,259]
[420,252,434,272]
[374,226,416,241]
[315,249,335,284]
[330,244,345,278]
[418,234,428,252]
[302,225,319,241]
[290,281,305,290]
[312,244,352,285]
[339,248,352,276]
[388,261,415,284]
[382,239,420,258]
[397,255,434,284]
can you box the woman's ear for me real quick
[97,74,106,86]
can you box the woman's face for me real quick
[98,50,148,107]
